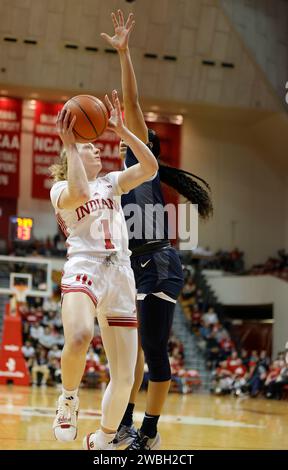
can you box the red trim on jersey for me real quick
[56,213,69,237]
[61,285,98,308]
[56,218,66,237]
[107,316,137,321]
[108,321,138,327]
[107,317,138,327]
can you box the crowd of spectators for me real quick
[180,271,288,400]
[167,336,201,394]
[20,297,109,389]
[201,248,245,273]
[190,246,288,281]
[248,249,288,282]
[180,275,234,370]
[8,233,67,258]
[4,242,288,284]
[210,349,288,399]
[184,246,288,282]
[19,294,196,394]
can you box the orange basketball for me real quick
[64,95,109,142]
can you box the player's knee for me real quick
[109,374,134,402]
[146,354,171,382]
[67,329,93,352]
[142,340,171,381]
[122,369,135,389]
[113,366,134,394]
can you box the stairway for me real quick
[172,303,211,392]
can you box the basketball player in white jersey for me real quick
[50,90,158,450]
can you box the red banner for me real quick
[32,101,63,199]
[0,97,22,198]
[95,129,121,174]
[32,101,121,199]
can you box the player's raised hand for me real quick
[105,90,125,135]
[101,10,135,51]
[56,108,76,148]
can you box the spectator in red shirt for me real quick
[264,361,282,398]
[211,361,233,395]
[83,350,105,388]
[227,351,241,374]
[219,337,234,360]
[249,350,259,369]
[91,335,103,355]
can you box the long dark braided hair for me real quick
[148,129,213,220]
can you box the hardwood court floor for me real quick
[0,385,287,450]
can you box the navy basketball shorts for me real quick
[130,246,184,301]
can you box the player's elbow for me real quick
[77,189,90,203]
[141,161,158,181]
[147,159,159,176]
[69,188,90,205]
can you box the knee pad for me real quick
[139,294,176,382]
[141,335,171,382]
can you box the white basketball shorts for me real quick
[61,255,137,328]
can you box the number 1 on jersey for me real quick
[101,219,115,250]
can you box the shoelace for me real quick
[129,428,138,438]
[128,432,149,450]
[124,426,137,437]
[57,399,77,423]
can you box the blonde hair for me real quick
[49,149,68,182]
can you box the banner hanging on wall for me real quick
[95,129,121,175]
[31,101,122,199]
[0,97,22,198]
[31,101,63,199]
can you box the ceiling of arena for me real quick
[0,0,286,117]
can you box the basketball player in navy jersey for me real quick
[102,11,213,450]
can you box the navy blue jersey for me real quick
[121,136,169,252]
[121,130,184,298]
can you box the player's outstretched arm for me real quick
[106,90,158,192]
[101,10,148,143]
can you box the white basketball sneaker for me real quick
[83,430,116,450]
[53,395,79,442]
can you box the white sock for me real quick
[97,429,115,445]
[62,387,78,401]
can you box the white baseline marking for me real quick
[0,406,263,429]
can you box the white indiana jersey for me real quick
[50,171,131,260]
